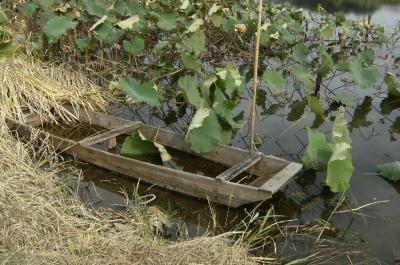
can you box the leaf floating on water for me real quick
[121,129,171,162]
[378,161,400,182]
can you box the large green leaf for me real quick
[186,108,222,153]
[123,38,145,53]
[93,21,122,44]
[178,75,202,107]
[378,161,400,182]
[292,43,310,63]
[121,129,171,162]
[118,77,161,107]
[262,70,285,92]
[82,0,108,17]
[215,63,245,95]
[44,16,78,39]
[181,30,206,54]
[326,142,354,192]
[349,58,379,89]
[303,128,333,169]
[21,2,39,18]
[182,53,202,73]
[152,12,179,31]
[212,87,241,129]
[292,64,314,89]
[326,107,354,192]
[318,47,334,76]
[305,93,324,116]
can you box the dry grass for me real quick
[0,56,107,123]
[0,118,255,265]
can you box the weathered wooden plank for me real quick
[64,106,132,128]
[78,122,141,146]
[258,163,303,192]
[216,153,262,181]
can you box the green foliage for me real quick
[305,93,324,116]
[378,161,400,182]
[293,64,314,89]
[123,38,145,53]
[75,38,96,52]
[93,22,122,44]
[182,53,201,73]
[118,77,161,107]
[44,16,78,39]
[152,12,180,31]
[121,129,171,162]
[292,43,310,63]
[2,0,394,161]
[186,108,222,153]
[349,58,379,89]
[303,107,354,192]
[262,70,285,92]
[326,107,354,192]
[178,75,203,107]
[180,30,206,54]
[384,74,400,97]
[81,0,108,17]
[303,128,333,168]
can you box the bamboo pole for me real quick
[249,0,263,152]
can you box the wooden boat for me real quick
[6,107,302,208]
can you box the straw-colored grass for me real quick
[0,118,255,265]
[0,56,107,123]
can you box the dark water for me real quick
[66,1,400,264]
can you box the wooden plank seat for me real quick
[216,153,262,181]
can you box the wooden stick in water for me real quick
[250,0,264,152]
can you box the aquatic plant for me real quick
[1,0,399,191]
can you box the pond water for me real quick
[69,1,400,264]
